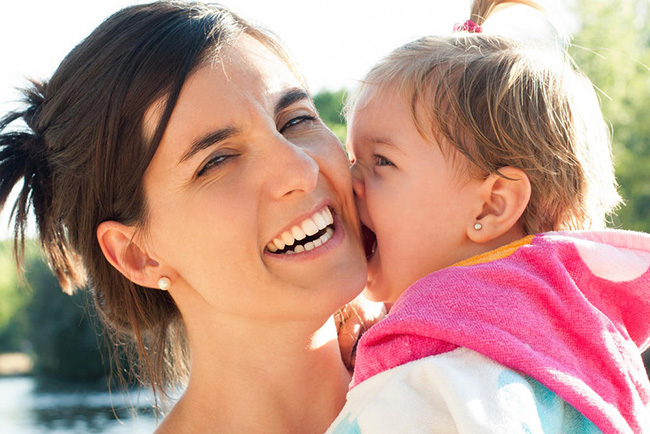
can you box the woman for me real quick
[0,2,367,431]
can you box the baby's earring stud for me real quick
[158,276,171,291]
[474,222,483,231]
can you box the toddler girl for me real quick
[329,0,650,432]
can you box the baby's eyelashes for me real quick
[374,154,395,167]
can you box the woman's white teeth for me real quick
[291,225,306,241]
[267,207,334,254]
[273,238,285,250]
[302,219,319,236]
[281,230,294,246]
[286,227,333,254]
[313,212,327,229]
[326,208,334,224]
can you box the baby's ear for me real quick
[96,221,174,290]
[468,167,531,243]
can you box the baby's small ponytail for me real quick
[468,0,544,26]
[0,81,83,292]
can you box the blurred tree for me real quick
[314,89,348,143]
[0,240,31,351]
[23,254,109,381]
[569,0,650,231]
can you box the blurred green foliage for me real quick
[314,89,348,143]
[569,0,650,231]
[23,253,108,380]
[0,241,30,351]
[0,239,108,381]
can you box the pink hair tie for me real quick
[453,20,483,33]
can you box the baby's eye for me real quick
[374,154,395,167]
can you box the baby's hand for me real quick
[336,296,389,371]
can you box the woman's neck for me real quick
[157,314,350,433]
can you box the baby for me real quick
[329,0,650,432]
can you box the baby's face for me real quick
[347,87,484,302]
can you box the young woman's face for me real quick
[141,36,366,321]
[347,87,482,303]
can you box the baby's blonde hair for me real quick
[348,0,621,234]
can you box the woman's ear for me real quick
[468,167,531,243]
[96,221,169,289]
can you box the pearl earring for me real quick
[158,276,171,291]
[474,222,483,231]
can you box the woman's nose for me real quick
[350,162,365,200]
[266,139,319,199]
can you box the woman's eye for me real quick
[197,154,234,177]
[374,154,395,167]
[280,115,316,133]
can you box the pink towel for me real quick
[353,230,650,433]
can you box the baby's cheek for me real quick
[367,189,389,220]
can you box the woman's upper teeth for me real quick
[267,207,334,253]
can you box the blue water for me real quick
[0,376,158,433]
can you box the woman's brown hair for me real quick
[0,1,300,405]
[347,0,621,234]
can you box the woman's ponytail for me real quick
[0,80,83,292]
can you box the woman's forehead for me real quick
[143,35,303,143]
[221,36,304,95]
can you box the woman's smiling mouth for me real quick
[267,206,335,254]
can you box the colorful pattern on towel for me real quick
[328,348,601,433]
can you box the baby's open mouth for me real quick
[266,207,335,254]
[362,224,376,259]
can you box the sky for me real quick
[0,0,575,239]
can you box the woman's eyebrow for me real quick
[178,88,308,165]
[180,126,240,163]
[275,88,310,115]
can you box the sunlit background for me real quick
[1,0,649,432]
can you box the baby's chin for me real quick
[362,278,402,304]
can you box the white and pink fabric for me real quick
[329,230,650,433]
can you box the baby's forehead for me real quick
[351,84,437,136]
[347,84,409,130]
[355,83,401,107]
